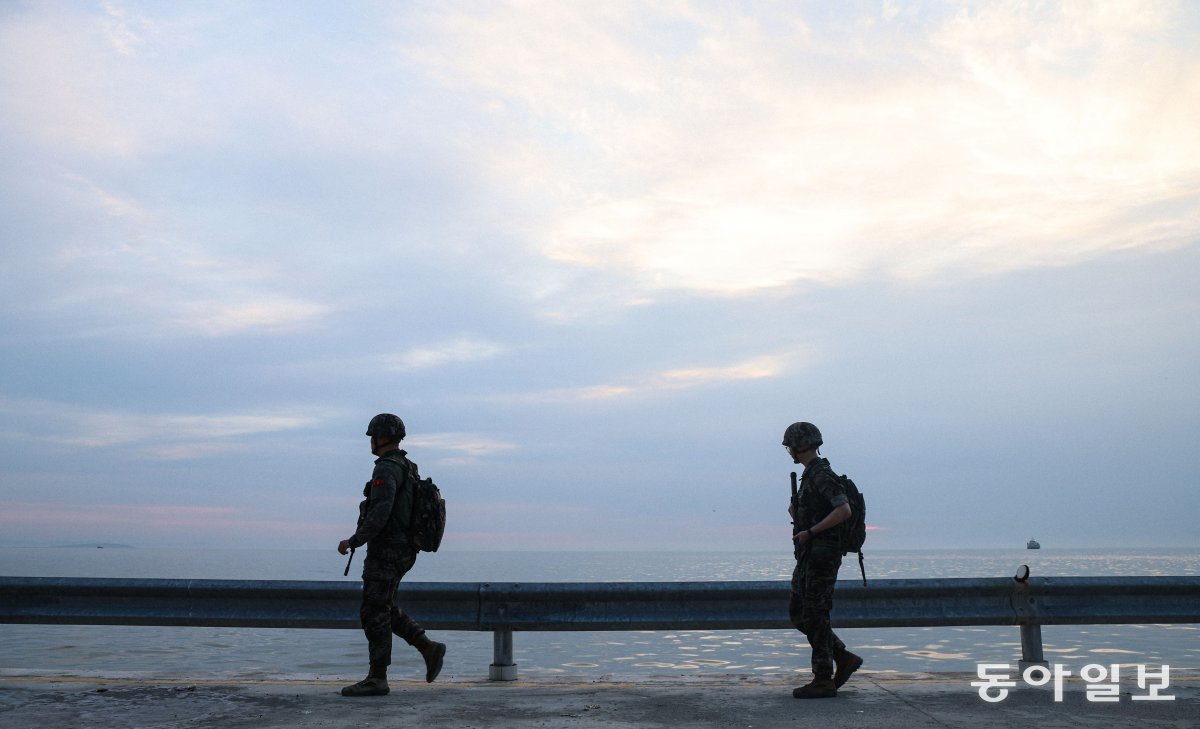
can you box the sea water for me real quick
[0,548,1196,680]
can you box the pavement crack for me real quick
[869,679,961,729]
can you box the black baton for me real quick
[343,547,356,576]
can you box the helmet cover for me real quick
[366,413,406,440]
[782,421,823,451]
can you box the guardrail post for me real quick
[1018,623,1047,670]
[489,628,517,681]
[1011,565,1048,670]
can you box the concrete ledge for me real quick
[1,672,1195,728]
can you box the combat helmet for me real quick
[782,421,823,451]
[366,413,406,440]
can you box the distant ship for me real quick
[1027,539,1041,549]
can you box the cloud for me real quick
[73,411,319,450]
[0,501,340,545]
[49,169,334,338]
[98,0,159,56]
[656,357,785,388]
[0,3,217,157]
[408,1,1200,294]
[175,296,331,336]
[503,354,788,404]
[0,502,237,528]
[380,338,506,370]
[404,432,518,466]
[0,396,326,456]
[0,2,1196,553]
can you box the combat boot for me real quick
[834,650,863,688]
[415,637,446,683]
[792,677,838,699]
[341,664,389,697]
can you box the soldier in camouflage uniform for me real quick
[337,413,446,697]
[783,421,863,699]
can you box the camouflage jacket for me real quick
[794,457,849,553]
[347,449,414,550]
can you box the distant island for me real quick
[55,543,137,549]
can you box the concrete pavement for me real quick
[0,671,1196,728]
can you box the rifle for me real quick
[789,471,798,528]
[343,546,356,576]
[790,471,800,556]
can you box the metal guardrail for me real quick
[2,574,1198,680]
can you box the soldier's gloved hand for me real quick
[338,539,352,555]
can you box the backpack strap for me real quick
[381,453,419,537]
[398,457,419,533]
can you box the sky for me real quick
[1,1,1197,553]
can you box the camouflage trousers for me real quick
[359,545,425,668]
[789,547,847,679]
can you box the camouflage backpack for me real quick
[387,454,446,552]
[408,472,446,552]
[836,473,867,585]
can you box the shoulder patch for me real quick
[370,478,385,487]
